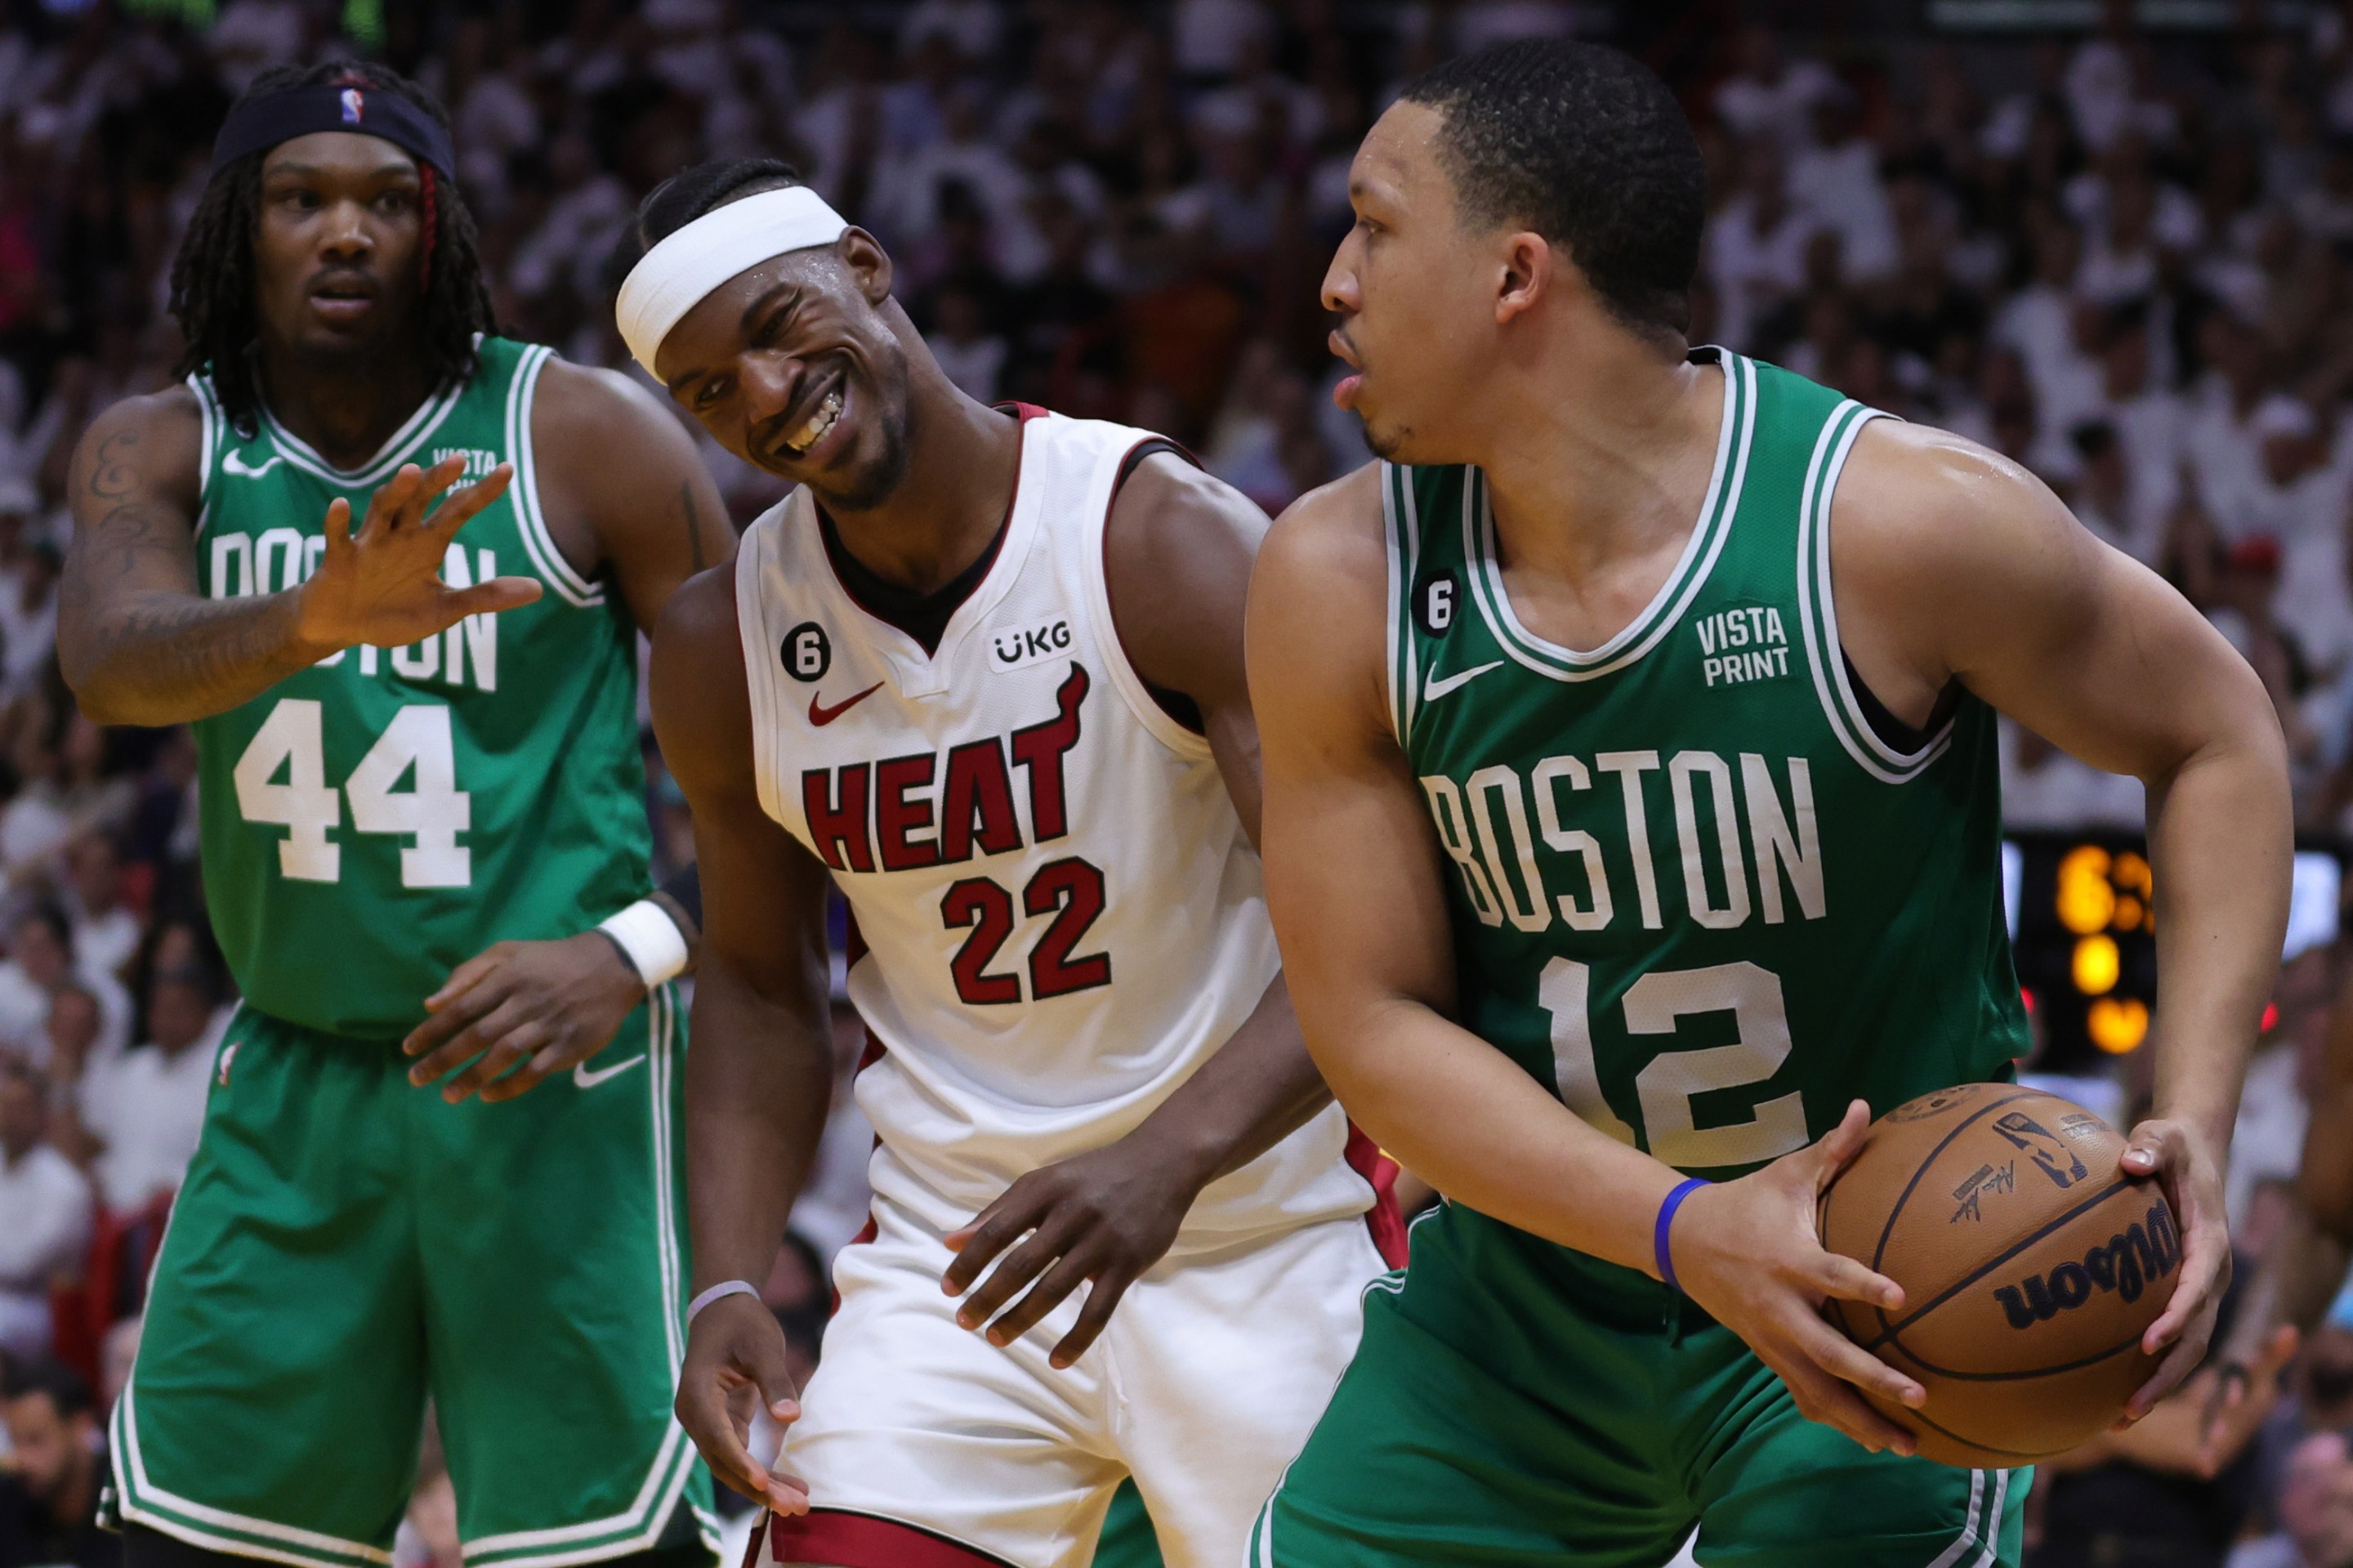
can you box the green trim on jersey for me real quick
[1386,348,2028,1198]
[189,337,650,1039]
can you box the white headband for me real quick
[615,185,851,375]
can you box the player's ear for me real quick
[1495,231,1552,326]
[841,228,895,306]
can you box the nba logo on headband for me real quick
[340,87,364,124]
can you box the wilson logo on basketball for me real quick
[1990,1202,2180,1330]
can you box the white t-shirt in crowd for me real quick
[1998,717,2146,830]
[2226,1041,2310,1231]
[1788,137,1896,282]
[926,333,1009,404]
[1704,193,1816,351]
[0,1141,93,1359]
[73,906,141,984]
[1712,56,1840,152]
[81,1018,225,1212]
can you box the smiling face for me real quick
[655,233,916,511]
[252,131,427,362]
[1321,102,1510,466]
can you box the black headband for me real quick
[208,81,456,183]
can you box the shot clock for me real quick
[2003,831,2344,1072]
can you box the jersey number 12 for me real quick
[1539,956,1810,1169]
[233,697,471,888]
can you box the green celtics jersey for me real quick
[189,337,651,1041]
[1388,349,2028,1186]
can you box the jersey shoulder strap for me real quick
[1380,459,1476,745]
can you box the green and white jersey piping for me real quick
[1793,399,1953,784]
[502,344,603,610]
[1461,350,1756,686]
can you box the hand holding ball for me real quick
[1815,1084,2181,1467]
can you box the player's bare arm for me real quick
[1252,462,1936,1456]
[650,563,833,1518]
[1828,419,2293,1418]
[402,362,734,1102]
[60,392,529,728]
[940,455,1335,1369]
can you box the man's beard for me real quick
[807,343,917,513]
[1360,404,1420,462]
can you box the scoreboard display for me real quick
[2003,830,2346,1073]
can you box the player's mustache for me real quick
[305,266,379,298]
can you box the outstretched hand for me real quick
[1672,1100,1928,1455]
[293,454,539,653]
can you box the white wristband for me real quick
[686,1280,762,1325]
[599,899,690,989]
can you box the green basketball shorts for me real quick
[110,991,717,1568]
[1250,1204,2027,1568]
[1094,1480,1161,1568]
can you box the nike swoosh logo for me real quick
[1422,660,1504,704]
[221,451,284,479]
[574,1053,646,1090]
[809,681,885,726]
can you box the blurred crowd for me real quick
[3,0,2353,1565]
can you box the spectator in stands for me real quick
[0,907,128,1070]
[38,986,100,1161]
[0,1055,90,1361]
[76,964,220,1215]
[60,835,134,987]
[0,1356,114,1568]
[2232,1431,2353,1568]
[922,274,1008,402]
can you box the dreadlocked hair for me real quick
[171,60,497,436]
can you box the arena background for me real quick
[3,0,2353,1564]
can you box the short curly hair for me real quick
[1402,40,1707,339]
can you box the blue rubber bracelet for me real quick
[1654,1177,1710,1293]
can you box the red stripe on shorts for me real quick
[1345,1124,1410,1269]
[765,1508,1016,1568]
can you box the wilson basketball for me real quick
[1815,1083,2180,1468]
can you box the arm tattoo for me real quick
[87,430,139,500]
[681,482,708,573]
[63,420,318,725]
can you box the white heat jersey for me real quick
[735,409,1373,1250]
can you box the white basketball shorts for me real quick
[747,1191,1395,1568]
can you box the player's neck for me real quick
[823,373,1024,596]
[255,339,445,472]
[1473,337,1722,590]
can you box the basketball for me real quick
[1816,1083,2181,1469]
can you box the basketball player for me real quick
[1244,41,2289,1566]
[628,159,1402,1568]
[57,62,733,1568]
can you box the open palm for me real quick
[294,453,542,651]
